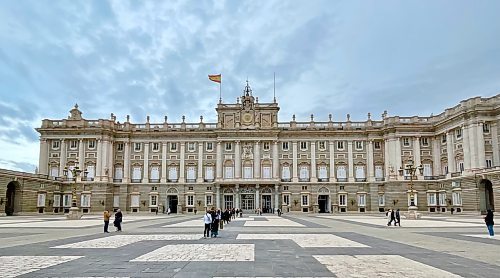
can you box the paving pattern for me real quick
[0,213,498,277]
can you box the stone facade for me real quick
[1,83,499,215]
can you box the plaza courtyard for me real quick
[0,213,498,277]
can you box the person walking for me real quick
[114,209,123,232]
[386,209,393,226]
[203,210,212,239]
[484,209,495,237]
[103,210,111,233]
[395,209,401,227]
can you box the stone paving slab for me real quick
[317,215,483,227]
[237,233,369,248]
[131,244,255,262]
[0,256,83,278]
[52,234,202,248]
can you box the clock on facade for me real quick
[242,112,253,124]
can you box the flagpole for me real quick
[219,78,222,103]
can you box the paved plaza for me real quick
[0,213,498,277]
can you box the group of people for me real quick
[103,209,122,233]
[203,208,241,238]
[386,208,401,226]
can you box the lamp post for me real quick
[63,163,88,220]
[398,157,423,219]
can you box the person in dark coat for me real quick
[395,209,401,226]
[484,209,495,237]
[114,209,123,232]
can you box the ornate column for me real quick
[179,142,186,183]
[446,131,456,173]
[197,142,204,182]
[101,140,109,182]
[310,141,317,182]
[161,142,167,183]
[367,140,374,181]
[469,124,478,169]
[216,185,221,209]
[95,139,102,181]
[462,125,471,171]
[123,141,130,183]
[395,137,402,171]
[347,141,354,182]
[413,137,421,176]
[216,142,223,180]
[254,141,261,178]
[38,139,48,175]
[235,141,241,179]
[477,122,486,168]
[255,184,260,210]
[272,141,279,179]
[329,141,335,181]
[78,139,85,172]
[384,138,390,178]
[235,184,240,209]
[107,141,114,181]
[432,137,441,175]
[492,123,500,166]
[292,141,298,182]
[59,139,67,177]
[142,143,149,183]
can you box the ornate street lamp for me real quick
[398,157,423,219]
[63,163,88,220]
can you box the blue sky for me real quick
[1,0,500,172]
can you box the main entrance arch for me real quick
[5,181,20,216]
[479,179,495,213]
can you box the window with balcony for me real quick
[187,166,196,181]
[336,165,347,181]
[281,165,291,181]
[262,166,271,178]
[299,166,309,181]
[355,166,365,181]
[243,166,253,179]
[150,166,160,182]
[168,167,178,181]
[132,167,142,182]
[205,166,214,181]
[282,142,289,151]
[86,165,95,180]
[375,165,384,180]
[318,166,327,180]
[224,166,234,179]
[50,167,59,178]
[423,164,432,177]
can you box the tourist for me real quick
[203,210,212,238]
[386,209,393,226]
[211,209,220,237]
[103,210,111,233]
[395,209,401,226]
[277,208,282,216]
[114,209,123,232]
[484,209,495,237]
[231,208,236,219]
[167,207,171,215]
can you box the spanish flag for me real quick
[208,74,221,83]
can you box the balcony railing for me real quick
[299,178,310,182]
[337,178,347,182]
[281,178,291,182]
[167,179,178,183]
[318,178,329,182]
[355,178,366,182]
[131,179,141,183]
[186,179,196,183]
[204,178,214,182]
[149,179,160,183]
[375,177,385,181]
[113,179,122,183]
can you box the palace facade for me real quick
[1,83,499,215]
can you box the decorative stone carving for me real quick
[242,145,253,160]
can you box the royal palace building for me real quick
[1,83,499,215]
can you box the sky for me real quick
[1,0,500,173]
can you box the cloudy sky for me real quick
[1,0,500,173]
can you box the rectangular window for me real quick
[50,167,59,178]
[117,143,124,151]
[282,142,289,151]
[421,138,429,146]
[337,141,344,150]
[300,141,308,150]
[170,142,177,151]
[86,165,95,179]
[262,166,271,178]
[134,143,141,152]
[206,195,212,206]
[483,123,490,133]
[456,128,462,139]
[187,195,194,206]
[378,194,385,206]
[187,166,196,180]
[263,142,270,150]
[408,193,418,206]
[206,142,213,151]
[458,162,464,172]
[282,166,291,179]
[150,166,160,180]
[131,195,140,207]
[224,166,234,179]
[318,141,326,150]
[403,138,410,146]
[283,194,290,205]
[355,166,365,179]
[63,194,71,207]
[423,164,432,177]
[283,186,289,191]
[37,193,46,207]
[70,140,78,149]
[355,141,363,150]
[301,195,309,206]
[81,194,91,207]
[427,193,437,206]
[225,142,232,151]
[168,167,178,181]
[452,191,462,206]
[358,194,366,206]
[374,141,381,149]
[375,165,384,178]
[150,195,157,206]
[132,167,142,180]
[486,159,492,168]
[188,142,195,152]
[205,166,214,180]
[442,134,447,143]
[52,140,60,149]
[318,166,327,179]
[336,166,347,179]
[439,192,446,206]
[243,166,253,179]
[152,143,159,151]
[339,194,347,206]
[88,140,96,149]
[114,167,123,180]
[299,166,309,179]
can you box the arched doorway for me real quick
[166,187,178,214]
[318,187,330,213]
[479,179,495,213]
[5,181,19,216]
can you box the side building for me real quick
[1,83,499,215]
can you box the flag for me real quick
[208,74,221,83]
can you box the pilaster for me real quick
[179,142,185,183]
[292,141,298,182]
[161,142,167,183]
[310,140,317,182]
[347,141,354,182]
[254,141,261,178]
[477,122,486,168]
[491,123,500,166]
[329,141,336,182]
[142,143,149,183]
[216,142,222,180]
[235,141,241,179]
[197,142,204,182]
